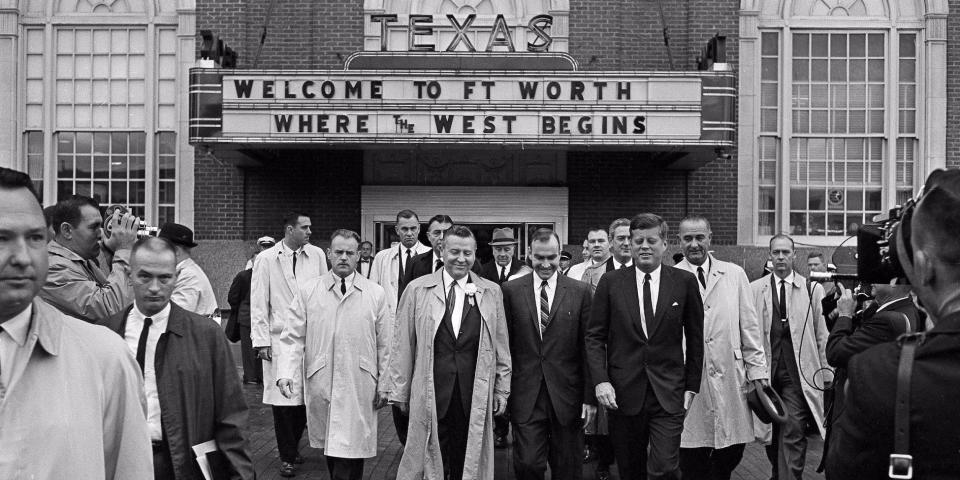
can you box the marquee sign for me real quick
[189,68,735,148]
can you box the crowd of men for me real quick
[2,163,960,480]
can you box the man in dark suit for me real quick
[503,228,596,480]
[586,213,704,480]
[227,267,261,384]
[408,214,480,282]
[480,227,523,285]
[827,169,960,479]
[103,237,254,480]
[357,240,374,278]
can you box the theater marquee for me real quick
[189,68,735,148]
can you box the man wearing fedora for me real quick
[480,226,523,448]
[158,222,218,317]
[481,227,523,286]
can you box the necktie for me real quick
[539,280,550,333]
[500,266,507,284]
[697,266,706,288]
[446,282,457,313]
[643,273,654,335]
[292,252,298,277]
[405,249,412,273]
[341,277,347,295]
[435,259,443,272]
[136,317,153,373]
[779,280,787,321]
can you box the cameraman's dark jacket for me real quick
[826,297,920,369]
[826,311,960,479]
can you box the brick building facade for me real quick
[1,0,956,299]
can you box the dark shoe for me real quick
[494,435,507,448]
[293,454,305,464]
[584,444,597,463]
[279,462,296,477]
[595,467,610,480]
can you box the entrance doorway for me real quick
[373,221,556,265]
[361,185,569,265]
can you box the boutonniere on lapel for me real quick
[464,284,478,307]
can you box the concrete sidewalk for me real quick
[238,382,824,480]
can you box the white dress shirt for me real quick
[532,272,558,338]
[123,303,171,441]
[773,270,795,314]
[442,270,468,337]
[336,272,356,300]
[400,245,416,272]
[612,258,633,269]
[636,265,662,338]
[498,261,513,280]
[432,252,444,272]
[0,304,32,389]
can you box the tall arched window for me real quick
[738,0,947,245]
[16,0,195,225]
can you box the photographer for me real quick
[826,283,920,370]
[826,169,960,479]
[40,195,139,323]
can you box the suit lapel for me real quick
[524,274,541,338]
[650,267,671,337]
[622,269,646,340]
[547,277,566,324]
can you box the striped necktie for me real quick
[539,280,550,334]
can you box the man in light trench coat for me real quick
[387,225,511,480]
[277,229,393,480]
[673,216,769,480]
[251,211,328,477]
[751,234,831,480]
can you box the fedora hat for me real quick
[747,384,789,425]
[489,227,518,246]
[158,222,198,248]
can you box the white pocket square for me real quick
[672,302,679,307]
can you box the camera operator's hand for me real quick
[103,211,138,252]
[836,284,856,318]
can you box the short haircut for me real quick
[396,209,419,223]
[131,236,177,263]
[360,240,373,248]
[330,228,361,245]
[43,205,59,228]
[0,167,40,202]
[769,233,795,250]
[427,214,454,229]
[586,226,608,238]
[679,214,712,232]
[283,211,309,228]
[443,224,475,241]
[807,251,825,261]
[529,228,561,248]
[630,213,669,239]
[608,218,631,239]
[51,195,100,235]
